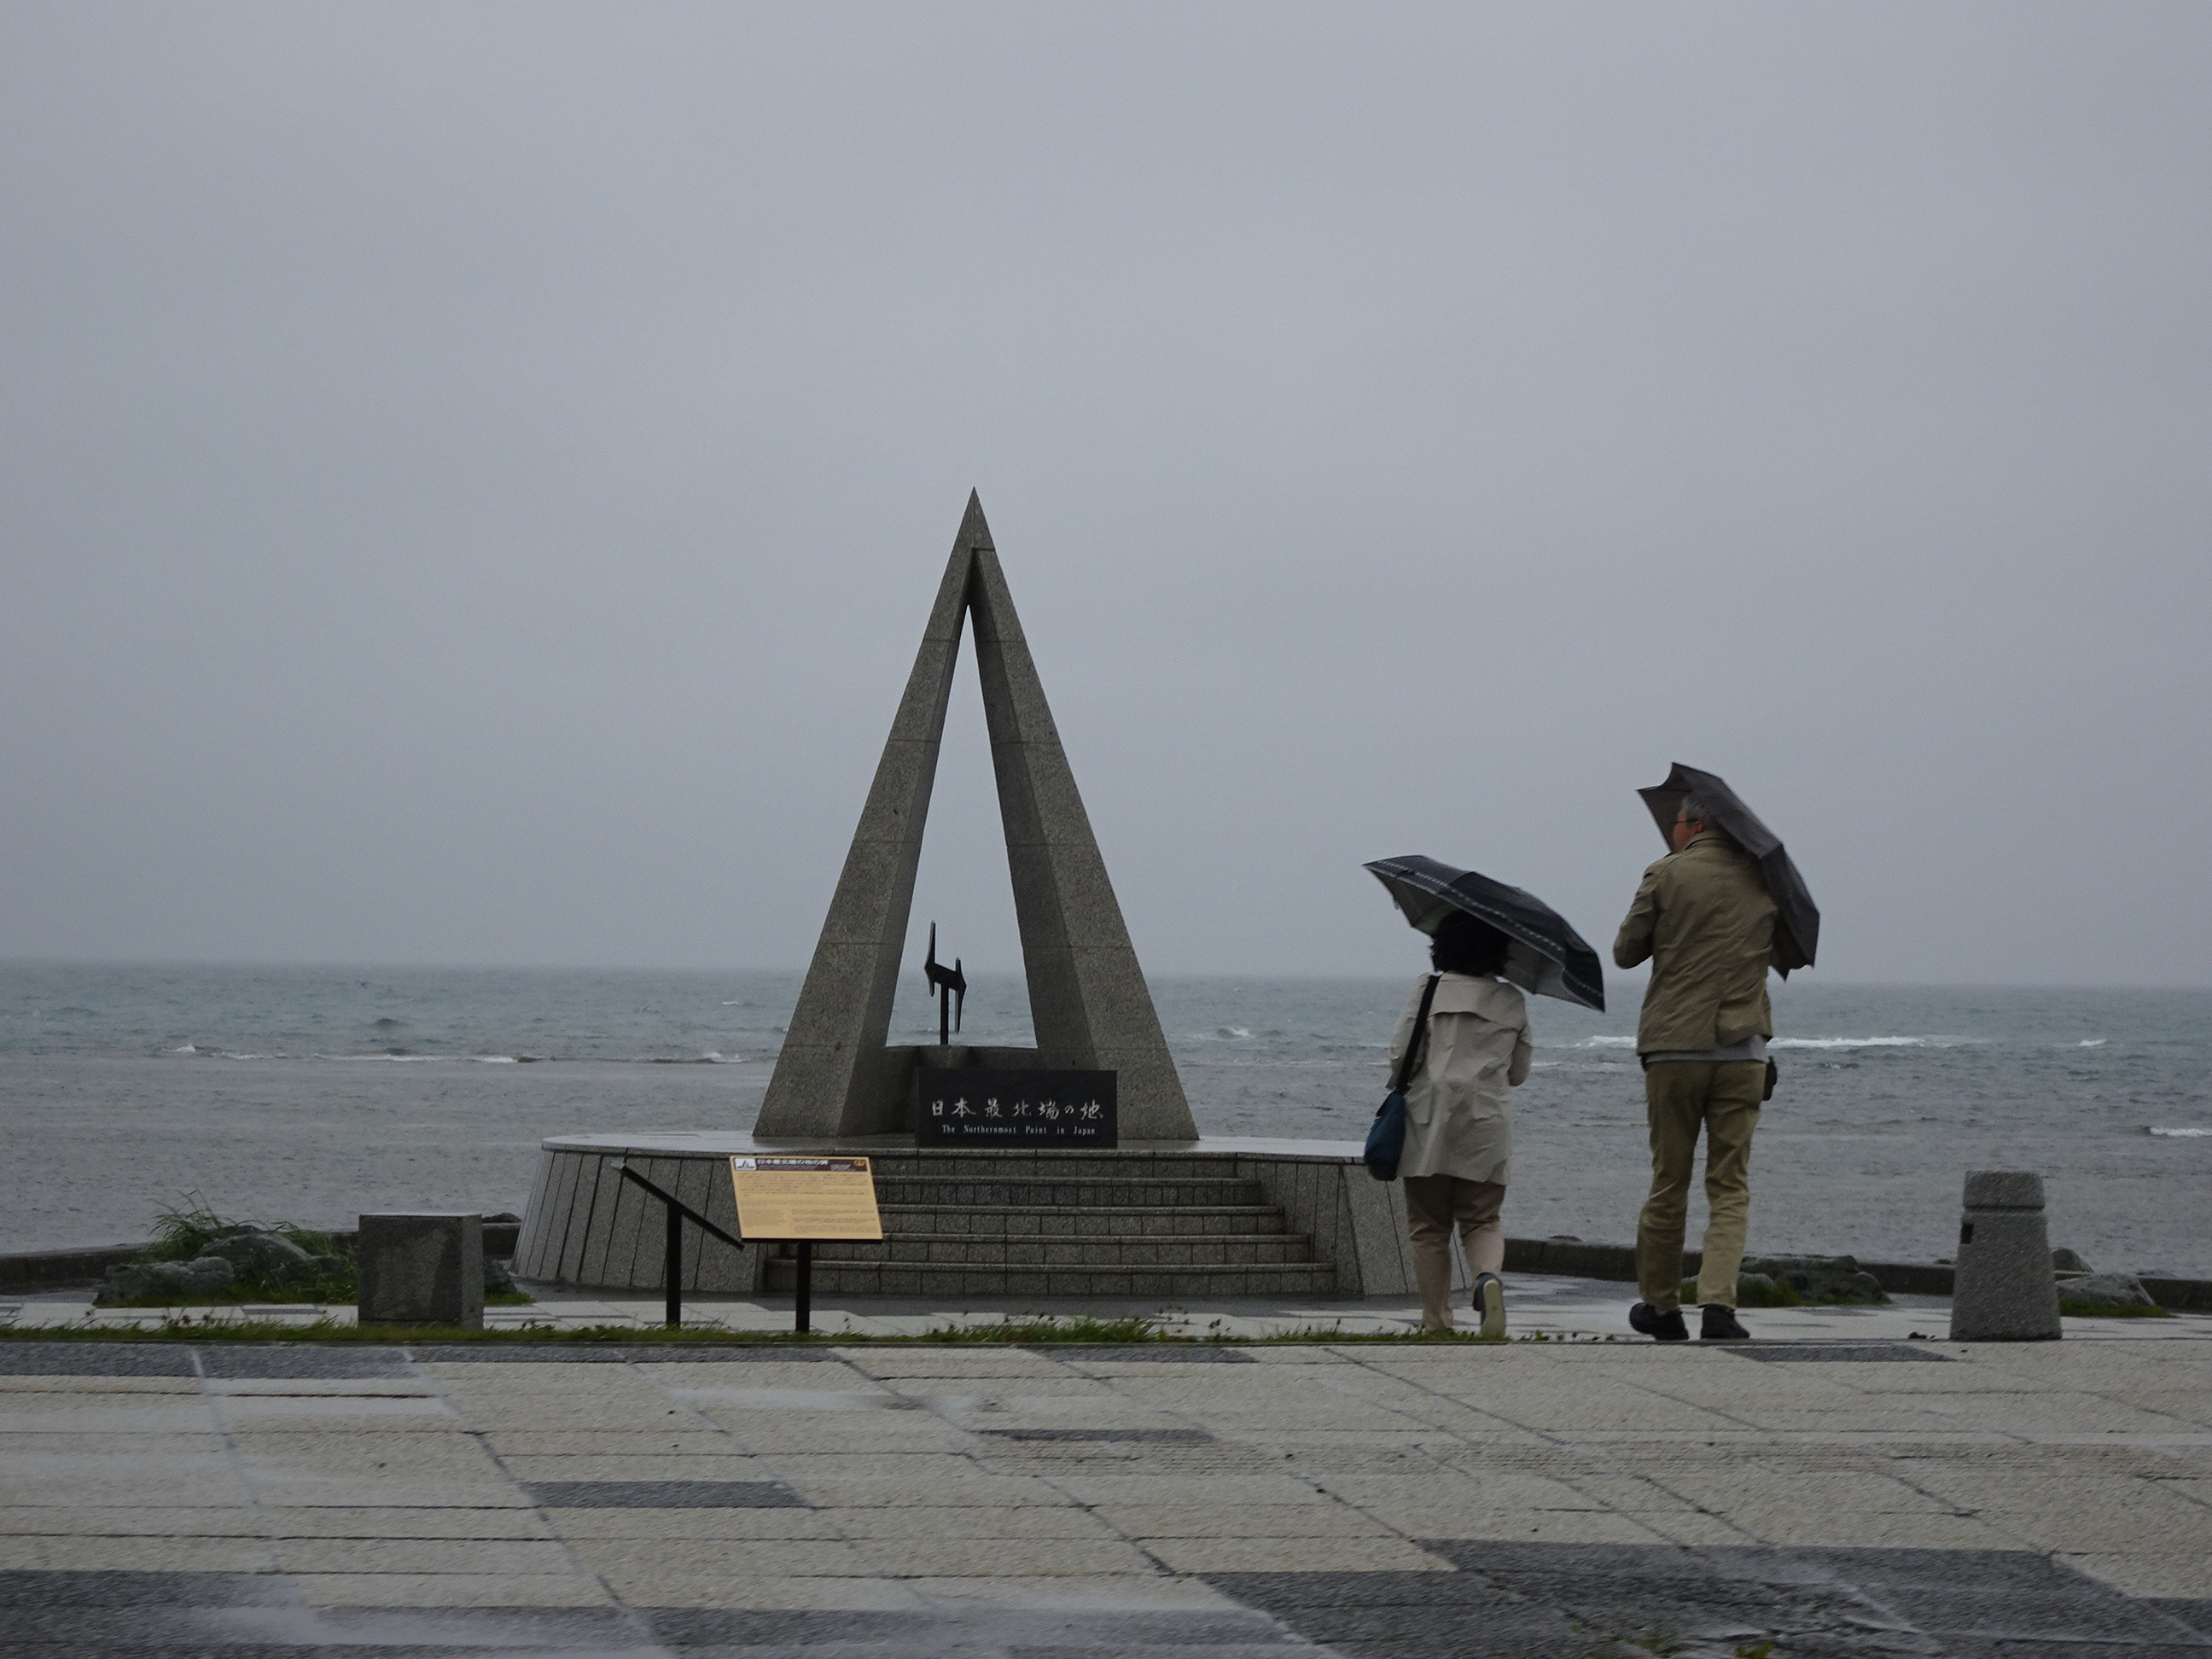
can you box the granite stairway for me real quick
[758,1152,1338,1298]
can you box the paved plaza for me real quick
[2,1284,2209,1657]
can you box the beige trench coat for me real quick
[1387,972,1534,1185]
[1612,832,1779,1052]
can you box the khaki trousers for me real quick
[1402,1174,1505,1333]
[1635,1062,1765,1312]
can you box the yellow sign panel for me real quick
[729,1155,883,1242]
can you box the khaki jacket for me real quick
[1387,973,1532,1185]
[1613,834,1778,1052]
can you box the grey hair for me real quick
[1676,792,1709,824]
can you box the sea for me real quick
[4,963,2207,1278]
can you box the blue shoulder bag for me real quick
[1364,971,1441,1182]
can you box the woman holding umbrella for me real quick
[1388,911,1530,1336]
[1366,856,1608,1339]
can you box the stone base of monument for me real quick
[511,1135,1417,1301]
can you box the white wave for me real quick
[1577,1035,1639,1048]
[1221,1027,1252,1039]
[169,1044,197,1054]
[2148,1126,2212,1138]
[701,1051,742,1063]
[2077,1039,2108,1047]
[475,1055,519,1064]
[379,1053,435,1062]
[1769,1036,1955,1050]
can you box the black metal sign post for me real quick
[612,1161,747,1329]
[795,1241,812,1333]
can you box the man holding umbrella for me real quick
[1615,765,1819,1343]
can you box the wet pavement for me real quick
[1,1313,2209,1656]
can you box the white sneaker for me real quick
[1473,1273,1507,1341]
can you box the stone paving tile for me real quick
[290,1569,614,1606]
[0,1535,276,1571]
[207,1398,459,1431]
[269,1536,575,1575]
[0,1398,221,1432]
[0,1429,224,1454]
[900,1574,1250,1609]
[0,1449,248,1508]
[1722,1505,2024,1550]
[0,1505,261,1536]
[479,1429,742,1454]
[261,1505,556,1539]
[523,1478,800,1509]
[2060,1552,2212,1600]
[822,1505,1124,1538]
[1141,1536,1455,1574]
[783,1473,1078,1507]
[637,1574,931,1610]
[858,1535,1161,1576]
[498,1454,777,1482]
[545,1505,843,1540]
[1359,1505,1672,1544]
[1090,1503,1399,1539]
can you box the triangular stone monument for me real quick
[755,493,1199,1143]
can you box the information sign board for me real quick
[728,1155,883,1241]
[916,1069,1117,1148]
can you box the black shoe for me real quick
[1628,1301,1689,1342]
[1701,1304,1750,1342]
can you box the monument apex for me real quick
[754,493,1198,1142]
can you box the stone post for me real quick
[358,1213,484,1330]
[1949,1172,2061,1342]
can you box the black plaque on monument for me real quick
[917,1069,1118,1148]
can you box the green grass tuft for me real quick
[2059,1299,2174,1318]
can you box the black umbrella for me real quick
[1364,855,1606,1010]
[1635,762,1819,974]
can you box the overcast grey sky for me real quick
[2,3,2206,986]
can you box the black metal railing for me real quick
[610,1161,748,1329]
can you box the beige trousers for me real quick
[1402,1174,1505,1332]
[1635,1061,1765,1312]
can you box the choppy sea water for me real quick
[4,963,2207,1277]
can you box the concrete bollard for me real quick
[358,1214,484,1330]
[1949,1172,2061,1342]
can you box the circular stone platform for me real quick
[511,1132,1414,1301]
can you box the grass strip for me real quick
[0,1312,1613,1347]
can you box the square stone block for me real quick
[358,1214,484,1330]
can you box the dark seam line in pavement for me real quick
[1023,1344,1258,1363]
[189,1342,306,1615]
[976,1427,1214,1442]
[522,1479,806,1508]
[1729,1343,1954,1362]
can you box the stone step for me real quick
[761,1259,1339,1298]
[870,1177,1264,1209]
[799,1232,1317,1266]
[878,1204,1289,1237]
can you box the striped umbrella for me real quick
[1364,855,1606,1010]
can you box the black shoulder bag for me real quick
[1363,971,1441,1182]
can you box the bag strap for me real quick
[1391,973,1443,1093]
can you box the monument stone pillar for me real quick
[754,493,1198,1143]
